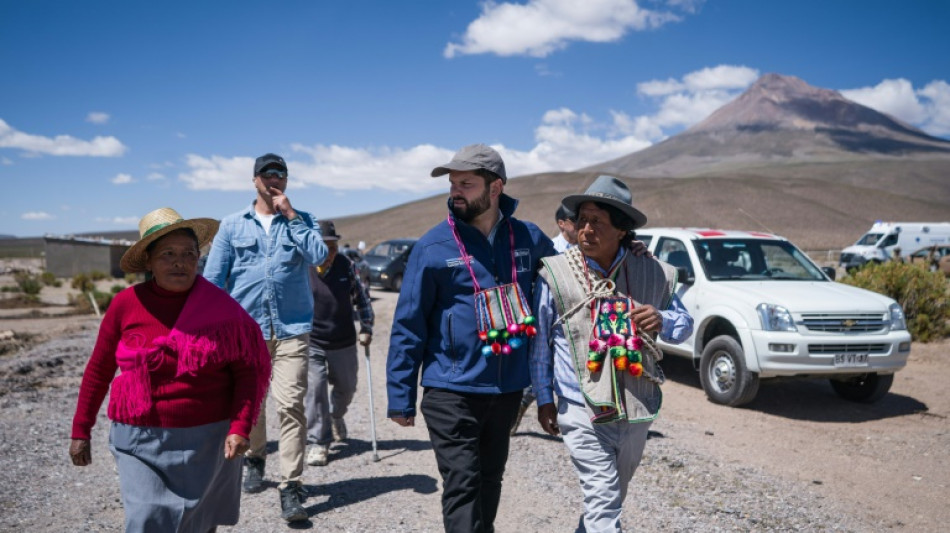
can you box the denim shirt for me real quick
[203,202,327,340]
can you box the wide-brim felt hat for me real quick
[119,207,220,273]
[562,175,648,229]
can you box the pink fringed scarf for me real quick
[108,276,271,425]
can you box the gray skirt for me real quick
[109,420,241,533]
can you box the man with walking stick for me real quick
[304,220,375,467]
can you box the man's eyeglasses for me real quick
[258,169,288,180]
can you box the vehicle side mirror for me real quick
[821,266,836,281]
[676,267,694,285]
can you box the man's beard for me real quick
[450,188,491,223]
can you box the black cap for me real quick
[318,220,341,241]
[254,153,287,175]
[555,204,574,222]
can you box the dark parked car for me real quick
[365,238,416,291]
[340,248,371,291]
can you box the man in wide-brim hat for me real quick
[529,175,694,532]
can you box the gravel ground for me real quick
[1,288,945,532]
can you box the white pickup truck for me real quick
[639,228,912,406]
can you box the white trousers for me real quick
[558,398,653,533]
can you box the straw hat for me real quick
[119,207,220,273]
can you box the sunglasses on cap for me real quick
[258,168,288,180]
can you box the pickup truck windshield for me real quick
[694,239,826,281]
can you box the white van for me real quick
[839,222,950,269]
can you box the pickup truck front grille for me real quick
[839,252,854,263]
[800,313,887,333]
[808,343,888,355]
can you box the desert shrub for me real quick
[13,272,43,296]
[69,290,114,315]
[111,284,125,294]
[0,286,17,293]
[40,271,61,287]
[124,273,143,285]
[842,261,950,342]
[71,273,95,292]
[89,270,109,281]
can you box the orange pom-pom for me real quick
[628,362,643,377]
[613,355,629,371]
[587,360,603,373]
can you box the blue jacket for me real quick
[203,202,327,340]
[386,194,556,417]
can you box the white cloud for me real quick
[1,156,11,165]
[95,216,139,226]
[111,173,135,185]
[146,172,166,181]
[0,118,127,157]
[179,111,654,194]
[631,65,760,132]
[86,112,110,124]
[177,65,949,196]
[841,79,927,123]
[918,80,950,136]
[22,211,54,221]
[176,132,187,139]
[444,0,694,58]
[842,78,950,136]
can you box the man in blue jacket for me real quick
[386,144,555,532]
[203,153,326,523]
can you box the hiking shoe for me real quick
[510,402,530,435]
[279,483,308,522]
[331,417,347,442]
[242,456,266,494]
[306,444,329,467]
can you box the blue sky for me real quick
[2,0,948,237]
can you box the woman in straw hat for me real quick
[69,207,272,532]
[529,176,694,532]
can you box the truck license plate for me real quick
[834,353,868,367]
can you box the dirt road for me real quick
[0,287,947,531]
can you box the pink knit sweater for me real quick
[71,277,271,440]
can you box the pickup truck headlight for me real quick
[888,303,907,331]
[757,303,798,332]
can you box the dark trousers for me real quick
[420,387,524,533]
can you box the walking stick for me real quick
[364,343,381,462]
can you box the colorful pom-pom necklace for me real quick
[585,296,646,377]
[447,213,535,358]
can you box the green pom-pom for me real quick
[487,329,499,340]
[610,346,627,358]
[588,350,605,362]
[629,350,642,363]
[523,315,536,325]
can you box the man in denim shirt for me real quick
[203,153,327,523]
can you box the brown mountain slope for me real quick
[587,73,950,179]
[333,169,950,253]
[332,74,950,253]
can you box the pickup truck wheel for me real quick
[391,273,403,292]
[699,335,760,407]
[829,373,893,403]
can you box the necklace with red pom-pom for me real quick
[447,214,536,357]
[577,253,645,378]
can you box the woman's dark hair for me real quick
[145,228,199,255]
